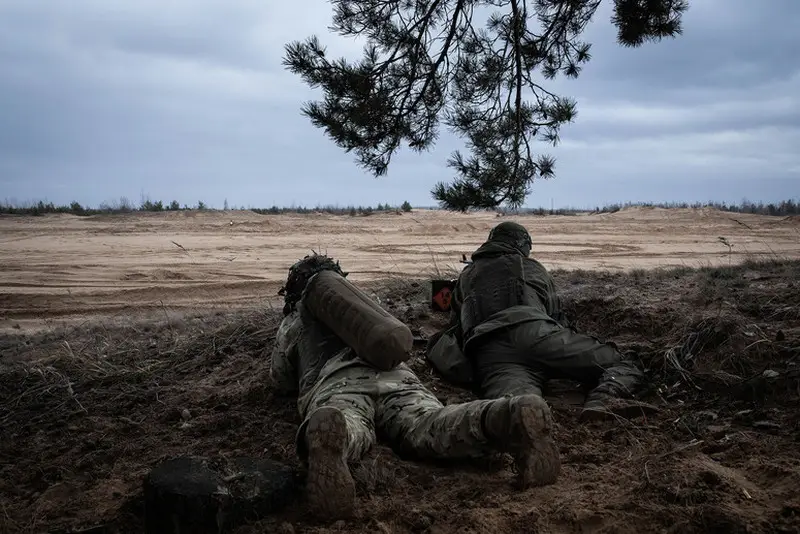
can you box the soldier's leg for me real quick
[302,405,356,520]
[375,367,560,488]
[514,320,644,394]
[477,360,547,399]
[298,380,378,519]
[509,320,654,419]
[470,335,546,399]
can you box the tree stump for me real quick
[143,455,297,534]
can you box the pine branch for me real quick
[283,0,688,210]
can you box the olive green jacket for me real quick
[426,241,569,386]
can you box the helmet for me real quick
[279,253,347,315]
[488,221,532,256]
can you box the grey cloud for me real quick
[532,0,800,206]
[567,74,800,141]
[0,0,798,209]
[579,0,800,94]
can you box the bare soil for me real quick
[1,207,798,333]
[1,209,799,533]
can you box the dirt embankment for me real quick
[1,259,798,533]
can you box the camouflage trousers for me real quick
[296,356,499,463]
[471,319,644,401]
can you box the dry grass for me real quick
[1,259,799,533]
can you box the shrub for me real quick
[70,201,85,215]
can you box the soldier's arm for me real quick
[548,275,572,328]
[269,313,300,395]
[524,258,571,328]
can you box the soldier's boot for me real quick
[304,406,356,520]
[484,394,560,488]
[580,393,660,422]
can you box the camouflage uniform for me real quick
[270,305,503,463]
[426,222,648,418]
[270,255,560,519]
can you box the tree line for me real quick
[3,198,797,218]
[0,198,415,217]
[498,200,800,217]
[252,201,414,216]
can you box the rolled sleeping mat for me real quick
[302,269,414,371]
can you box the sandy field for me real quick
[1,207,798,332]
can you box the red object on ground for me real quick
[431,280,455,312]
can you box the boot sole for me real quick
[514,395,561,488]
[305,407,356,520]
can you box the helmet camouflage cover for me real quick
[488,221,532,256]
[279,253,347,315]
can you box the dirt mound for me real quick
[619,205,659,212]
[604,206,739,223]
[404,222,483,235]
[151,269,192,281]
[121,269,193,282]
[1,261,799,533]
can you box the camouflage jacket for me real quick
[270,305,365,413]
[453,241,568,349]
[425,242,569,386]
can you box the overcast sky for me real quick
[1,0,798,210]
